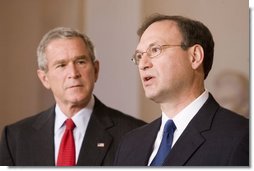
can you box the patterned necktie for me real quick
[150,119,176,166]
[57,119,76,166]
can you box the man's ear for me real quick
[37,69,51,89]
[189,44,204,69]
[93,60,100,82]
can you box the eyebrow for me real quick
[73,55,90,61]
[52,55,90,66]
[135,42,158,53]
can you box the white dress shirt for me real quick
[148,90,209,165]
[54,96,94,164]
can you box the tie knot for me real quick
[163,119,176,133]
[65,119,75,130]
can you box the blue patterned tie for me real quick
[150,119,176,166]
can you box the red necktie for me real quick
[57,119,76,166]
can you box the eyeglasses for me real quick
[131,44,185,65]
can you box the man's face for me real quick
[37,37,99,108]
[136,20,194,103]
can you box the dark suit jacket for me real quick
[0,96,146,166]
[114,94,249,166]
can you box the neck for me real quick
[56,98,91,118]
[160,88,205,118]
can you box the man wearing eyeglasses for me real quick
[114,14,249,166]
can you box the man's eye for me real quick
[76,59,87,65]
[135,53,142,60]
[150,46,160,53]
[56,64,65,68]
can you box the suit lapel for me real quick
[164,94,220,165]
[164,123,205,165]
[31,107,55,165]
[77,97,113,166]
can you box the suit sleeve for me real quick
[0,127,15,166]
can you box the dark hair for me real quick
[138,14,214,79]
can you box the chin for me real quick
[145,92,157,101]
[145,91,164,103]
[68,96,86,104]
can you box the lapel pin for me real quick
[97,143,105,147]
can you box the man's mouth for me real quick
[142,75,155,87]
[68,85,83,89]
[143,76,154,82]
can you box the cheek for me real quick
[156,57,186,83]
[156,58,175,76]
[179,58,193,76]
[49,78,63,91]
[46,73,65,90]
[82,69,97,83]
[158,65,174,84]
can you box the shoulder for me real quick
[114,118,160,164]
[106,107,146,127]
[213,106,249,131]
[93,96,146,127]
[198,94,249,142]
[120,118,160,142]
[3,106,55,133]
[202,93,248,130]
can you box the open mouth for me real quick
[144,76,153,82]
[143,75,155,87]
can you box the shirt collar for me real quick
[54,96,95,133]
[161,90,209,132]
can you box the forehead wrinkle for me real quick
[73,55,89,60]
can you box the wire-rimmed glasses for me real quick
[131,44,185,65]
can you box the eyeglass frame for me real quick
[131,43,187,65]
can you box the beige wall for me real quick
[84,0,142,118]
[0,0,84,132]
[0,0,249,133]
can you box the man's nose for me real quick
[138,53,153,70]
[68,63,81,78]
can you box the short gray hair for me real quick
[37,27,96,71]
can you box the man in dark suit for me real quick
[114,14,249,166]
[0,27,145,166]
